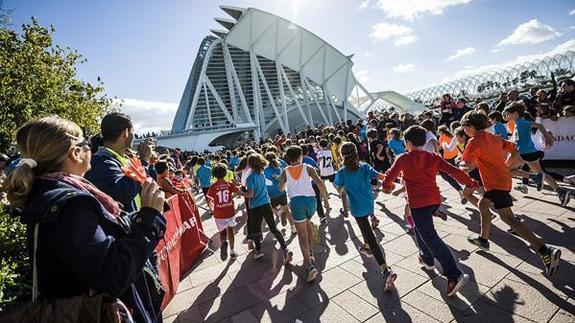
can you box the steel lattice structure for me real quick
[170,6,372,147]
[405,51,575,105]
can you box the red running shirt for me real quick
[382,150,479,209]
[206,180,238,219]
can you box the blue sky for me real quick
[8,0,575,133]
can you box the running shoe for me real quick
[283,248,293,264]
[320,216,327,223]
[447,273,470,297]
[433,209,447,221]
[340,208,349,218]
[418,255,435,271]
[382,267,397,293]
[540,246,561,278]
[467,235,490,251]
[359,244,374,258]
[230,251,238,260]
[220,241,228,260]
[532,173,544,192]
[281,213,287,226]
[459,190,468,205]
[371,216,380,228]
[307,265,319,283]
[565,175,575,187]
[514,184,528,194]
[557,188,571,207]
[247,239,254,250]
[254,250,264,260]
[506,228,519,236]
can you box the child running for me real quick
[196,157,212,200]
[264,152,297,236]
[238,153,293,262]
[278,146,330,282]
[381,125,479,297]
[334,142,397,292]
[460,111,562,278]
[206,163,239,260]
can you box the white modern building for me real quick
[154,6,378,151]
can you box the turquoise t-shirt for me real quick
[493,122,509,140]
[196,165,212,188]
[514,118,537,154]
[334,163,379,217]
[246,172,271,209]
[388,138,406,156]
[263,166,285,198]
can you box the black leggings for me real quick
[355,216,386,266]
[247,203,287,251]
[312,182,325,219]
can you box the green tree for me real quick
[0,18,113,152]
[0,18,113,309]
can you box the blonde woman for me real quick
[3,116,166,323]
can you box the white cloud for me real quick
[113,98,178,134]
[364,51,372,57]
[358,0,370,10]
[490,48,501,53]
[395,35,419,46]
[391,63,416,73]
[569,9,575,16]
[356,70,370,83]
[369,22,418,46]
[375,0,473,21]
[444,47,476,61]
[497,19,561,47]
[440,39,575,83]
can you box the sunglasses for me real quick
[75,139,92,149]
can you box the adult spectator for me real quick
[553,79,575,110]
[454,98,472,120]
[439,94,456,126]
[3,116,166,323]
[85,112,141,213]
[493,92,509,112]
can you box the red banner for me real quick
[155,193,209,309]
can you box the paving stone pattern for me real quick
[163,179,575,323]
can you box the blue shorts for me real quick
[289,196,317,223]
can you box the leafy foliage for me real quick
[0,18,113,152]
[0,18,113,309]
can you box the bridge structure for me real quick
[405,50,575,106]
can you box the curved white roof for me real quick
[218,6,359,103]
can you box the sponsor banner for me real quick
[540,117,575,160]
[155,193,208,309]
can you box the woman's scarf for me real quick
[40,172,121,218]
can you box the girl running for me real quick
[334,142,397,292]
[278,146,330,282]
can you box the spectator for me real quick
[493,92,509,112]
[85,112,141,213]
[553,79,575,110]
[3,116,166,323]
[439,94,456,126]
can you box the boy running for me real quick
[381,125,479,297]
[461,111,562,278]
[206,163,239,260]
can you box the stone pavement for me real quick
[162,178,575,323]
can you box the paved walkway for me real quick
[163,179,575,323]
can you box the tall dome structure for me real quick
[162,6,373,150]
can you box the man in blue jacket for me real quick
[86,112,141,213]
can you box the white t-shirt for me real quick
[316,149,336,177]
[423,131,438,153]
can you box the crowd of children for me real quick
[154,100,573,298]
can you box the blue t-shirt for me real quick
[228,156,240,170]
[514,118,537,154]
[388,138,406,156]
[303,156,319,169]
[493,122,509,140]
[246,172,271,209]
[263,166,285,198]
[197,165,212,188]
[334,163,379,217]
